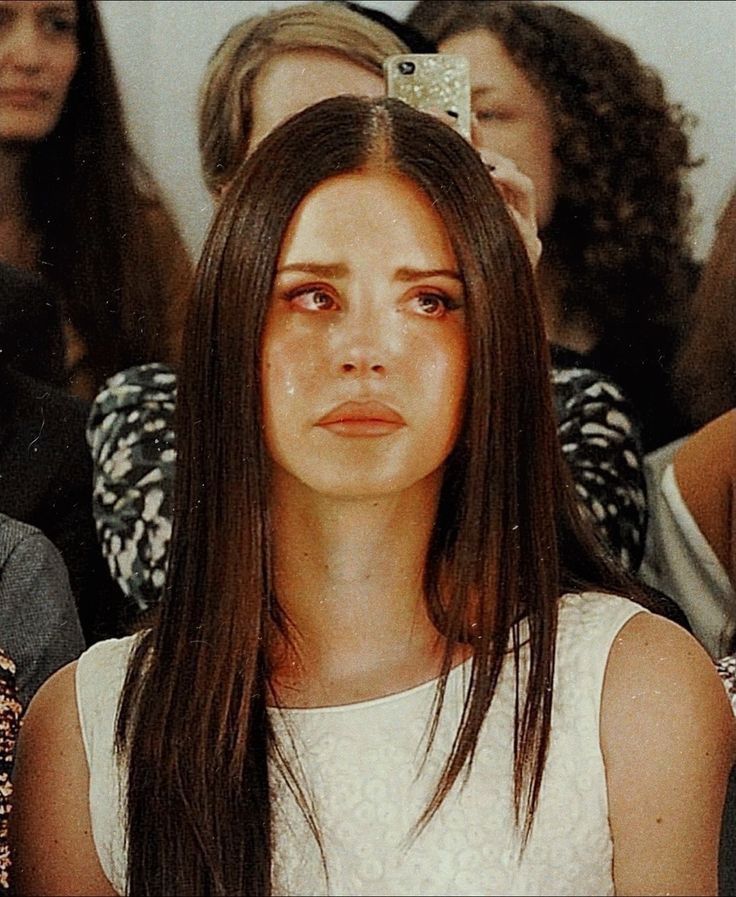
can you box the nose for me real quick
[334,306,392,378]
[469,111,485,152]
[340,359,386,376]
[4,21,45,72]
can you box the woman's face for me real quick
[261,170,468,500]
[440,28,558,229]
[248,49,384,152]
[0,0,79,143]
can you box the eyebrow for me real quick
[276,263,462,282]
[394,266,463,283]
[276,263,348,278]
[471,86,500,100]
[39,2,77,11]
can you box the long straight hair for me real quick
[117,96,638,895]
[24,0,188,390]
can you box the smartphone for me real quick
[384,53,471,141]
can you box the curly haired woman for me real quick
[407,0,700,451]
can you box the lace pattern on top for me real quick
[76,592,645,896]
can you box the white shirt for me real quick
[640,438,735,659]
[76,591,644,896]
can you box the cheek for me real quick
[476,127,558,229]
[524,148,558,230]
[52,46,79,99]
[261,352,296,462]
[443,345,468,439]
[412,330,468,441]
[262,342,298,422]
[261,326,322,431]
[263,348,299,403]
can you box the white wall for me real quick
[98,0,736,260]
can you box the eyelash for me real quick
[43,14,78,36]
[414,292,462,317]
[0,11,77,36]
[284,287,338,311]
[282,286,462,318]
[474,106,515,124]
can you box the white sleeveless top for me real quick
[76,591,644,896]
[640,438,735,659]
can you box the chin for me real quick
[0,116,59,144]
[286,463,445,502]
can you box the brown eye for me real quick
[41,9,78,37]
[417,294,444,315]
[414,292,461,318]
[288,287,339,312]
[311,290,334,309]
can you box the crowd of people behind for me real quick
[0,0,734,894]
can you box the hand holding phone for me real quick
[384,53,471,141]
[480,150,542,270]
[384,54,540,269]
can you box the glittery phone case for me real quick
[384,54,471,141]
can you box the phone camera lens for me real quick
[398,61,415,75]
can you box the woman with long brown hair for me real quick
[87,1,660,628]
[11,96,732,896]
[0,0,192,400]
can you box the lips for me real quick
[0,89,50,108]
[317,401,405,436]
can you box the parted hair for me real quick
[197,0,409,197]
[117,95,639,895]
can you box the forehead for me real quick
[279,170,456,266]
[249,48,384,151]
[0,1,77,13]
[440,29,538,97]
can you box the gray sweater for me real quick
[0,513,85,709]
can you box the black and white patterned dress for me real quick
[87,361,647,625]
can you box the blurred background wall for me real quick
[98,0,736,260]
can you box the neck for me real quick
[0,144,37,270]
[268,471,453,706]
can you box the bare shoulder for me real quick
[19,656,78,725]
[10,661,117,896]
[602,611,735,739]
[601,612,735,896]
[675,407,736,480]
